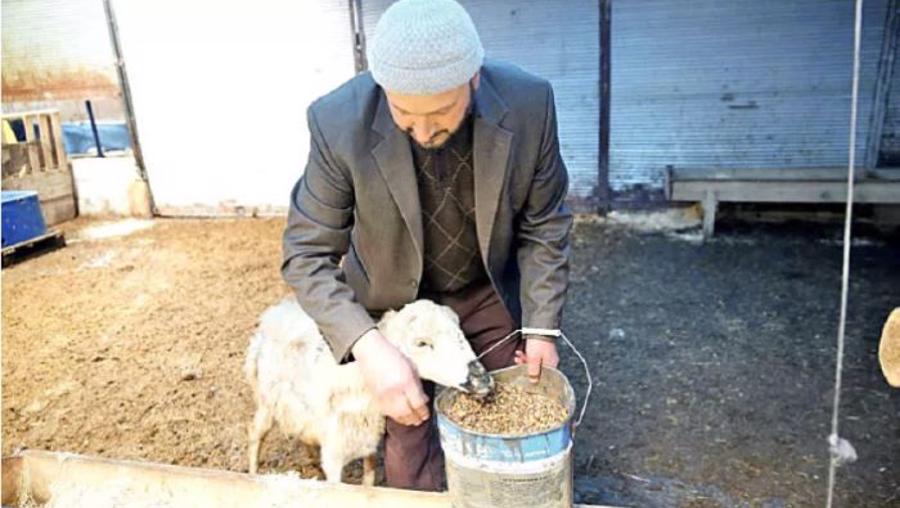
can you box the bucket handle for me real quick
[476,328,593,428]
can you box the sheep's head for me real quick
[379,300,494,396]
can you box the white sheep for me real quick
[244,297,492,485]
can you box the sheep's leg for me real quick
[248,406,273,474]
[319,441,346,483]
[362,454,377,487]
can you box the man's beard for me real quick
[408,126,455,150]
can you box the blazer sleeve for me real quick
[282,105,377,362]
[515,84,574,336]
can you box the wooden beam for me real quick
[38,114,54,171]
[1,450,618,508]
[671,167,860,182]
[671,179,900,204]
[1,109,66,120]
[21,115,39,174]
[671,167,900,182]
[49,111,68,170]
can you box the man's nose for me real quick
[412,120,436,144]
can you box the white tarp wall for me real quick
[112,0,356,215]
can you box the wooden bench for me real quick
[665,167,900,237]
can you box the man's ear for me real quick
[470,72,480,91]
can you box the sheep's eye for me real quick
[415,339,432,349]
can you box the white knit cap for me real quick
[367,0,484,95]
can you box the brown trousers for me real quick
[383,281,522,491]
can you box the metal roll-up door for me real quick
[360,0,601,204]
[611,0,889,192]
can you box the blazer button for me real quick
[410,279,418,289]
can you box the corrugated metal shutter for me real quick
[611,0,889,192]
[112,0,356,214]
[360,0,600,203]
[1,0,121,119]
[880,57,900,166]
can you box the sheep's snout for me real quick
[459,360,494,398]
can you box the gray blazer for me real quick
[283,61,573,362]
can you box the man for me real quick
[282,0,572,491]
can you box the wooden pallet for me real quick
[1,229,65,266]
[2,110,77,226]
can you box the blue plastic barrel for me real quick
[2,191,48,248]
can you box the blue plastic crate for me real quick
[2,191,48,248]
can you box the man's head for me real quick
[367,0,484,148]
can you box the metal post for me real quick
[104,0,148,179]
[85,100,105,158]
[864,0,898,171]
[597,0,612,213]
[348,0,368,73]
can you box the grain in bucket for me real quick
[436,335,591,508]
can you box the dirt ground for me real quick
[2,216,898,507]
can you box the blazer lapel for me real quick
[473,78,513,264]
[371,94,424,261]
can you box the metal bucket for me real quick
[436,364,577,508]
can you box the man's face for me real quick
[385,75,478,149]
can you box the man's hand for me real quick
[352,328,430,426]
[514,337,560,383]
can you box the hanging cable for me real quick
[825,0,864,505]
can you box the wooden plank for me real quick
[671,167,900,182]
[38,114,54,171]
[21,115,39,174]
[3,171,74,201]
[671,179,900,204]
[0,450,617,508]
[49,112,68,170]
[1,108,66,120]
[671,167,856,182]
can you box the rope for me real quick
[826,0,864,505]
[476,328,593,427]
